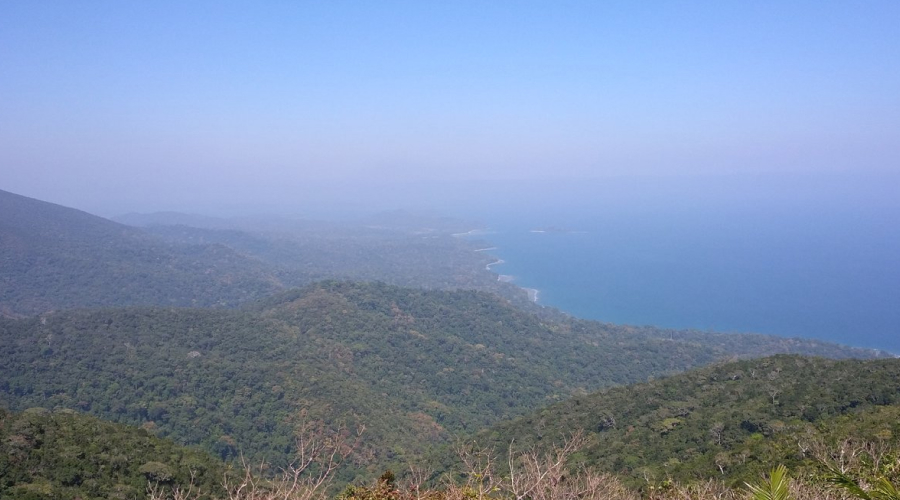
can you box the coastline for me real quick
[485,258,505,271]
[460,228,541,304]
[453,228,492,237]
[462,221,900,353]
[484,255,540,304]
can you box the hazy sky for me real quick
[2,1,898,215]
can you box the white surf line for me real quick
[485,258,505,271]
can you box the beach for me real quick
[460,231,542,305]
[483,256,540,303]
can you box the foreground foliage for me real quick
[144,431,900,500]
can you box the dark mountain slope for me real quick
[0,189,284,315]
[0,282,883,480]
[475,355,900,486]
[1,190,531,316]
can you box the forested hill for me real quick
[473,355,900,487]
[0,407,227,499]
[0,189,284,316]
[0,282,885,481]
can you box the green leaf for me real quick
[745,464,792,500]
[824,466,872,500]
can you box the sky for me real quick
[1,1,899,216]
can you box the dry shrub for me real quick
[148,424,897,500]
[148,418,363,500]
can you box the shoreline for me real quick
[469,227,897,352]
[453,228,492,237]
[481,255,540,304]
[470,230,541,304]
[485,258,505,271]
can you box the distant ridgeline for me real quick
[0,189,283,315]
[0,189,531,317]
[0,281,886,481]
[471,355,900,487]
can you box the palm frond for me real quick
[823,465,872,500]
[745,465,792,500]
[870,477,900,500]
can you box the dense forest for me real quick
[0,281,883,481]
[0,408,227,499]
[472,355,900,487]
[5,357,900,500]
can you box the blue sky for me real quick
[1,1,898,215]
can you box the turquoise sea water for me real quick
[456,174,900,353]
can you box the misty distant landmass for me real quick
[0,189,533,316]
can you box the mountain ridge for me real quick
[0,188,286,316]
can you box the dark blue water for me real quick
[456,173,900,353]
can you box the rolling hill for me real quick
[472,355,900,487]
[0,281,884,481]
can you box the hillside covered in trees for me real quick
[6,357,900,500]
[0,282,883,480]
[0,407,227,500]
[473,355,900,487]
[0,189,286,315]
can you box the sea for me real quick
[452,173,900,354]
